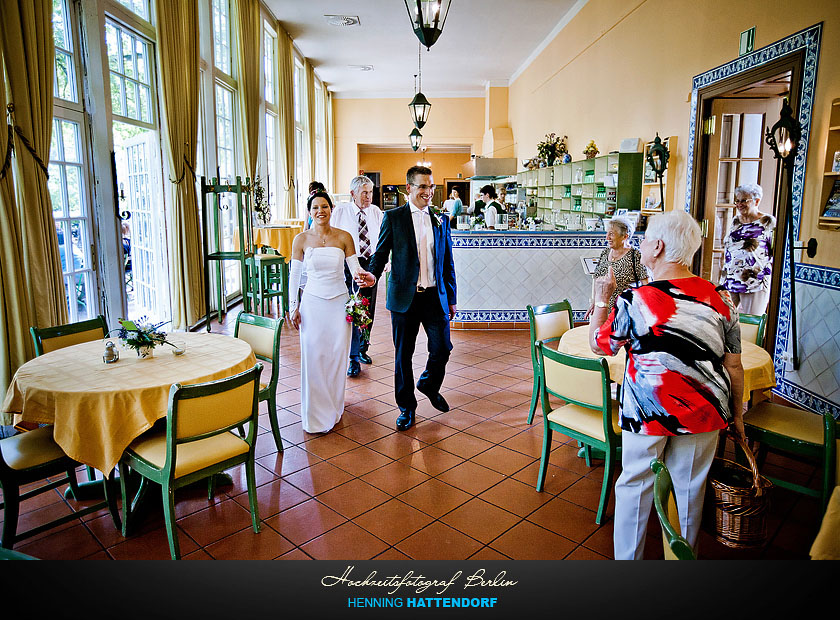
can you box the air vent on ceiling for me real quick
[324,15,360,27]
[348,65,374,72]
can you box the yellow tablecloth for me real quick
[253,225,302,258]
[810,486,840,560]
[557,325,776,399]
[1,332,256,473]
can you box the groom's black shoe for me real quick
[359,351,372,365]
[396,409,415,431]
[347,361,361,377]
[416,381,449,413]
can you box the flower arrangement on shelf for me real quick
[252,175,271,225]
[345,291,373,341]
[470,213,485,229]
[583,140,600,159]
[116,318,170,358]
[537,133,568,166]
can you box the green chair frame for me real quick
[1,426,121,549]
[526,300,573,425]
[738,312,767,346]
[744,401,837,517]
[234,312,284,452]
[30,315,108,356]
[650,459,696,560]
[30,315,109,483]
[536,344,620,524]
[118,364,263,560]
[246,250,288,316]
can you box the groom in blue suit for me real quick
[362,166,457,431]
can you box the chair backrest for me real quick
[739,312,767,346]
[163,364,262,472]
[30,315,108,356]
[234,312,282,383]
[527,301,573,371]
[650,459,696,560]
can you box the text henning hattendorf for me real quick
[321,566,517,596]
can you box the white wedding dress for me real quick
[299,246,352,433]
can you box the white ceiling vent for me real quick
[348,65,374,72]
[324,15,361,27]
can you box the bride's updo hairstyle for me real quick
[307,190,334,211]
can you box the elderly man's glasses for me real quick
[734,198,753,205]
[411,184,436,191]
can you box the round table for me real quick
[2,332,256,473]
[557,325,777,400]
[253,225,303,258]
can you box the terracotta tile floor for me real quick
[0,299,825,560]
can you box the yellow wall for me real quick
[333,97,484,191]
[357,152,472,190]
[508,0,840,267]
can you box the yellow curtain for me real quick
[277,27,296,219]
[235,0,261,184]
[0,0,67,332]
[324,88,334,193]
[305,60,316,188]
[0,47,36,393]
[155,0,204,330]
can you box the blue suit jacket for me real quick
[368,204,457,318]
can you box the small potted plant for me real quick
[116,318,169,358]
[537,133,568,167]
[583,140,600,159]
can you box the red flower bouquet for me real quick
[345,291,373,340]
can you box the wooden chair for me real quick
[1,426,120,549]
[650,459,696,560]
[118,364,263,560]
[234,312,284,452]
[743,401,837,517]
[526,300,573,425]
[738,312,767,346]
[246,249,287,316]
[30,315,108,356]
[535,344,621,524]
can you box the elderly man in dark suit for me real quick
[360,165,457,431]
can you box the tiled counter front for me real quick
[451,230,616,328]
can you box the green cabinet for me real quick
[517,152,643,229]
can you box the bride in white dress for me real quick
[286,191,374,433]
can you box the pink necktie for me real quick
[418,211,430,288]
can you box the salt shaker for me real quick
[103,340,119,364]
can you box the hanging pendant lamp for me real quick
[408,45,431,129]
[409,128,423,151]
[404,0,452,50]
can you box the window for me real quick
[105,21,154,125]
[212,0,232,75]
[263,23,279,219]
[52,0,77,103]
[314,79,326,189]
[114,0,151,21]
[293,57,305,211]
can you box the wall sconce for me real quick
[765,98,817,370]
[645,133,669,208]
[404,0,452,50]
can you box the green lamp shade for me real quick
[409,128,423,151]
[409,91,432,129]
[404,0,452,49]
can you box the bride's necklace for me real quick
[314,225,330,246]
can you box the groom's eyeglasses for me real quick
[411,184,436,191]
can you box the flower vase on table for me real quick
[116,318,168,359]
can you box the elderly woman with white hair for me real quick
[585,216,647,318]
[719,183,776,315]
[589,210,745,560]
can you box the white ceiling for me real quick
[266,0,584,98]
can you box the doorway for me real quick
[689,53,806,354]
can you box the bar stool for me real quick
[246,249,287,316]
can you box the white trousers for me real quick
[613,431,719,560]
[736,288,770,315]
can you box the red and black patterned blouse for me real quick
[595,277,741,436]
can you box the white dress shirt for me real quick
[331,201,384,258]
[485,201,499,229]
[409,201,436,288]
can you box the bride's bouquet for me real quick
[345,291,373,340]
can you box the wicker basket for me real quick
[703,434,773,549]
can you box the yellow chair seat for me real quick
[744,401,824,445]
[546,401,621,442]
[127,430,249,479]
[2,426,66,471]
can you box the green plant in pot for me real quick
[537,133,568,167]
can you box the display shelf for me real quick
[818,99,840,228]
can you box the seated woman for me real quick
[588,210,745,560]
[585,216,647,318]
[719,183,775,315]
